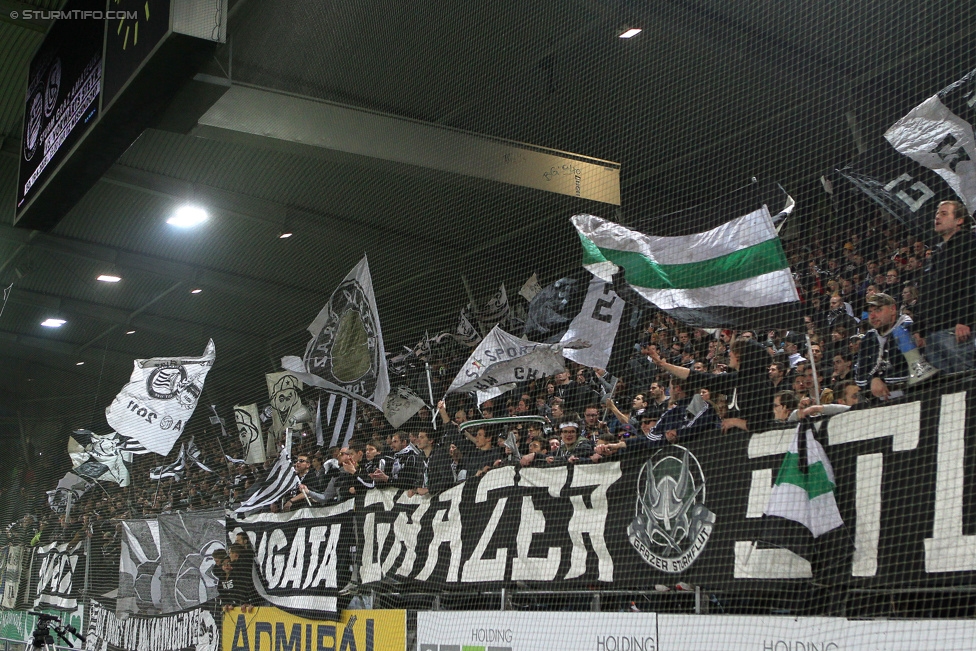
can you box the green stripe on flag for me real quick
[579,233,789,290]
[773,452,835,499]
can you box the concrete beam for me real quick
[193,84,621,205]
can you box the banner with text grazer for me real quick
[352,376,976,593]
[221,607,405,651]
[234,500,356,619]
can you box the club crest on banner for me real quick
[105,340,216,456]
[628,446,715,573]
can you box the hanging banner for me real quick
[222,607,405,651]
[118,510,226,616]
[234,500,356,618]
[85,599,220,651]
[0,546,24,609]
[31,541,84,611]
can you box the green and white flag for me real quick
[764,423,844,538]
[571,199,800,330]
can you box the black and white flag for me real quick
[46,472,92,515]
[233,404,265,465]
[235,501,355,619]
[32,541,84,611]
[235,448,299,514]
[455,309,482,346]
[281,256,390,409]
[559,273,625,370]
[884,67,976,215]
[67,429,133,486]
[149,445,186,481]
[117,511,225,615]
[382,386,427,429]
[318,393,358,448]
[834,68,976,234]
[265,371,306,441]
[447,325,567,397]
[476,283,510,325]
[105,340,216,456]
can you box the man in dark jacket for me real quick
[918,200,976,373]
[414,430,457,495]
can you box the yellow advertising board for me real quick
[222,606,405,651]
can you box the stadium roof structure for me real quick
[0,0,974,434]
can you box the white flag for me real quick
[281,256,390,409]
[477,284,510,325]
[382,386,427,428]
[234,404,266,465]
[559,274,624,369]
[105,340,216,456]
[447,325,566,395]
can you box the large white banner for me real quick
[417,611,658,651]
[105,340,216,456]
[447,325,566,395]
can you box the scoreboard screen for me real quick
[17,0,104,213]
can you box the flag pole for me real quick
[804,334,823,405]
[425,363,437,431]
[460,274,487,337]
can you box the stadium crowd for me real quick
[3,199,975,604]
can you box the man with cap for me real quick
[782,332,808,368]
[855,293,938,399]
[917,200,976,373]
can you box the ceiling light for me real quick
[167,205,208,228]
[125,330,136,335]
[76,361,84,366]
[190,288,203,294]
[618,27,642,38]
[41,318,66,328]
[279,232,293,239]
[97,274,122,283]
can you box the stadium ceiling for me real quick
[0,0,974,425]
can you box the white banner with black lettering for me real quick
[32,541,84,611]
[85,599,219,651]
[234,500,356,618]
[559,273,624,369]
[446,325,566,395]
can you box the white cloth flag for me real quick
[519,273,543,302]
[105,340,216,456]
[281,256,390,409]
[559,273,624,369]
[234,403,266,465]
[383,386,427,428]
[885,70,976,215]
[447,325,566,396]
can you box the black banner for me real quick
[344,377,976,592]
[31,541,85,611]
[234,501,355,619]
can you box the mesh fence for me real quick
[2,1,976,650]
